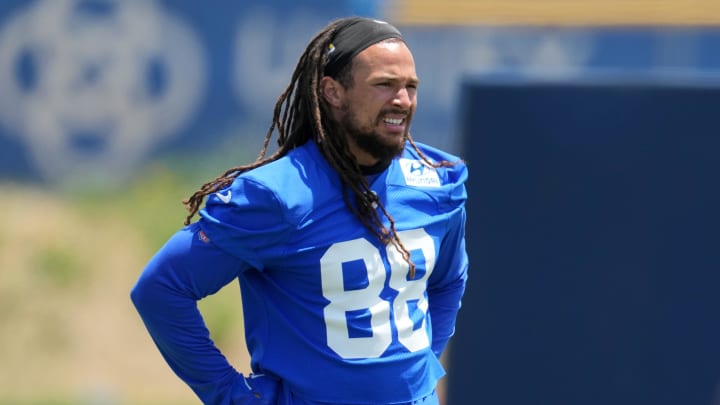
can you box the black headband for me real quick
[324,17,404,78]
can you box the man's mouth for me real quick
[383,117,404,125]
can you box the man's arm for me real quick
[130,223,277,404]
[427,207,469,357]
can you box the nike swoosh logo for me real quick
[216,190,232,204]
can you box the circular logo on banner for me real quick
[0,0,207,184]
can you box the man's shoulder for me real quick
[399,142,467,183]
[241,142,327,190]
[231,142,338,219]
[389,142,468,209]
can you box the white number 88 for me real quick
[320,229,435,359]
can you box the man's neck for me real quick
[359,159,391,175]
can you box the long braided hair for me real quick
[183,18,452,277]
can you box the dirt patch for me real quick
[0,185,250,404]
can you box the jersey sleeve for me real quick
[427,206,468,357]
[198,176,293,271]
[427,157,469,357]
[130,223,279,404]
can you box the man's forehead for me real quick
[353,41,417,76]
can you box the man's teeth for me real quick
[384,117,403,125]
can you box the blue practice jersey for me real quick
[132,140,468,404]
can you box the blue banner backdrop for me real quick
[0,0,719,185]
[0,0,718,185]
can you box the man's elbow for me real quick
[130,274,155,312]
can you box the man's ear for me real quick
[320,76,343,108]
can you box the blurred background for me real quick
[0,0,718,404]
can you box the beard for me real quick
[339,106,412,164]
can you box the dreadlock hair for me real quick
[183,17,455,278]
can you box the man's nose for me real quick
[392,87,412,108]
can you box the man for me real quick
[131,16,468,405]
